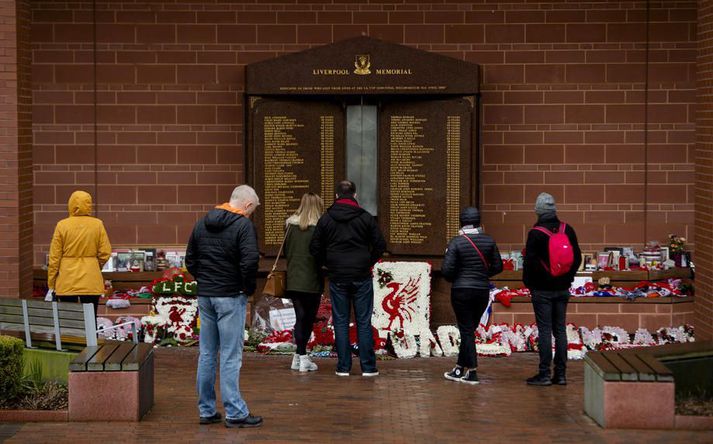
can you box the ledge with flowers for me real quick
[32,256,695,358]
[250,261,696,361]
[486,267,695,333]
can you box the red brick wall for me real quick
[0,0,32,298]
[31,1,695,263]
[696,0,713,340]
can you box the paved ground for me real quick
[2,348,712,443]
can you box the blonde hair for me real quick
[294,193,324,231]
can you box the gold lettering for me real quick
[376,68,413,75]
[312,69,350,76]
[388,115,433,245]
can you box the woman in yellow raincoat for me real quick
[47,190,112,318]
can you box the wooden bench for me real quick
[0,298,138,351]
[584,348,676,429]
[68,342,154,421]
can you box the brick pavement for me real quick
[2,348,712,443]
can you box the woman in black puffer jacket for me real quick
[441,207,503,385]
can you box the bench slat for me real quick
[25,316,87,330]
[25,299,85,312]
[104,343,137,371]
[619,353,657,381]
[87,343,121,371]
[25,315,57,327]
[70,346,101,371]
[122,344,153,371]
[1,323,85,337]
[603,352,639,381]
[0,305,85,321]
[584,352,621,381]
[3,313,88,329]
[1,313,50,327]
[634,353,674,382]
[0,321,25,330]
[1,328,92,350]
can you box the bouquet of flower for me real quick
[668,234,686,253]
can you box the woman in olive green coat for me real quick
[286,193,325,372]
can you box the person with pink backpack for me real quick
[523,192,582,386]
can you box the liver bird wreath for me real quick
[381,275,422,331]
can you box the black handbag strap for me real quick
[461,234,490,271]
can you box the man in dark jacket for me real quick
[186,185,263,429]
[523,192,582,387]
[310,180,386,377]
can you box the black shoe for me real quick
[225,414,263,429]
[461,369,480,385]
[199,412,222,424]
[443,366,464,382]
[526,373,552,386]
[552,374,567,385]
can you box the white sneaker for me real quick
[335,371,350,377]
[291,353,300,371]
[362,371,379,377]
[299,355,318,372]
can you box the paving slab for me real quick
[4,348,713,443]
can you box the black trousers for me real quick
[57,295,100,329]
[450,287,490,369]
[57,295,100,317]
[287,291,321,355]
[531,289,570,376]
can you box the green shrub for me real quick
[0,335,24,403]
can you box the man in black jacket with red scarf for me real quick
[523,192,581,386]
[310,180,386,377]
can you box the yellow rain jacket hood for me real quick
[47,191,112,295]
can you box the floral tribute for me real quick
[433,323,695,359]
[140,269,199,345]
[248,261,695,360]
[150,268,197,296]
[96,316,142,341]
[371,261,434,358]
[495,279,691,302]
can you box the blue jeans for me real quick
[329,279,377,373]
[197,295,249,420]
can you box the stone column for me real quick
[696,0,713,339]
[0,0,32,299]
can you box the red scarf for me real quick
[334,198,360,208]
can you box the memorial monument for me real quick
[246,37,480,258]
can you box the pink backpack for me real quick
[531,223,574,277]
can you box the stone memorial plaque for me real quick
[379,98,473,255]
[251,99,345,255]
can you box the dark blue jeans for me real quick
[531,289,569,376]
[329,279,377,373]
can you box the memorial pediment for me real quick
[246,36,479,96]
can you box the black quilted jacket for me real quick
[442,230,503,290]
[185,208,259,297]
